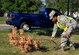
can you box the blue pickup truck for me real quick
[6,8,62,30]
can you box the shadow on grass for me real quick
[64,43,79,51]
[74,43,79,49]
[37,28,52,36]
[26,28,63,37]
[29,46,49,53]
[25,28,53,36]
[26,26,79,37]
[38,46,50,52]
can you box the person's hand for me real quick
[50,36,55,41]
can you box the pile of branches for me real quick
[8,28,40,53]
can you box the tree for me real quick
[70,0,79,12]
[46,0,79,14]
[1,0,42,13]
[26,0,42,13]
[2,0,79,14]
[46,0,68,13]
[0,1,5,16]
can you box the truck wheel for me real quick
[20,22,30,31]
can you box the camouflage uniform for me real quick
[50,10,77,50]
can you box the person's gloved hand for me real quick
[50,36,55,41]
[50,36,57,45]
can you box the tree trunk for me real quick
[67,0,70,16]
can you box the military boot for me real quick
[70,44,75,50]
[58,46,65,51]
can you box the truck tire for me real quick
[20,22,30,31]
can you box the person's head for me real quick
[49,10,58,23]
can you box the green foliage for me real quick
[54,0,67,12]
[70,0,79,12]
[46,0,67,12]
[46,0,79,13]
[0,0,79,14]
[1,0,42,13]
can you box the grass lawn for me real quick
[0,28,79,55]
[0,17,7,24]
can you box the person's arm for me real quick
[51,23,58,38]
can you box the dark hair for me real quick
[53,13,59,17]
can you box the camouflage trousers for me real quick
[61,37,73,47]
[60,27,74,47]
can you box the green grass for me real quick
[0,28,79,55]
[0,17,7,24]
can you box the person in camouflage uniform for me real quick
[49,10,77,51]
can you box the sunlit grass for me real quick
[0,17,7,24]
